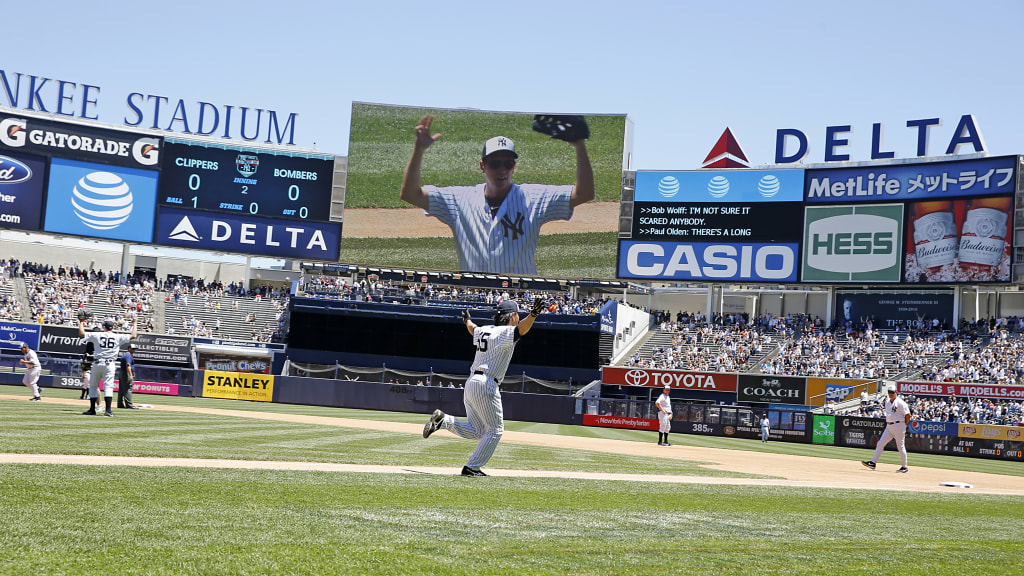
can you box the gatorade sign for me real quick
[202,370,274,402]
[802,204,903,282]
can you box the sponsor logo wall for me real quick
[44,157,158,242]
[619,169,803,282]
[0,321,40,350]
[737,374,807,405]
[0,151,46,230]
[202,370,274,402]
[897,381,1024,401]
[601,366,738,392]
[802,204,903,282]
[0,111,162,170]
[155,206,341,260]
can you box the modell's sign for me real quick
[601,367,737,392]
[898,381,1024,401]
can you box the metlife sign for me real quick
[0,111,160,170]
[802,204,904,282]
[155,206,341,260]
[0,151,46,231]
[804,156,1016,203]
[43,157,158,243]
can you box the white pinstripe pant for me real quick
[446,373,504,468]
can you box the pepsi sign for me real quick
[43,157,157,242]
[155,206,341,260]
[0,151,46,231]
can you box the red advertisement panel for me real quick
[897,381,1024,400]
[582,414,658,431]
[601,366,738,392]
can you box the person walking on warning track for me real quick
[862,383,912,473]
[656,385,673,446]
[19,343,42,401]
[422,297,546,476]
[760,414,771,443]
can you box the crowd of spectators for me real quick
[843,394,1023,426]
[0,274,22,320]
[917,332,1024,386]
[761,331,892,380]
[23,264,156,332]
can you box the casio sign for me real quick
[807,214,897,272]
[622,242,796,281]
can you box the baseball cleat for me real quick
[897,467,909,473]
[82,409,97,416]
[861,460,876,470]
[423,409,445,438]
[461,466,487,477]
[30,396,41,401]
[104,411,114,418]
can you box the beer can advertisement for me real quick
[904,195,1013,283]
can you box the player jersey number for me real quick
[474,334,489,352]
[99,336,117,349]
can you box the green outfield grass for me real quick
[1,464,1020,576]
[337,231,618,279]
[346,103,627,208]
[2,389,1022,575]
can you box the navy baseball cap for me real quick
[482,136,518,160]
[102,320,115,330]
[497,300,527,315]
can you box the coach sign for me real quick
[601,367,738,392]
[737,374,807,405]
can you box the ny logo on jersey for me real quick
[500,212,525,240]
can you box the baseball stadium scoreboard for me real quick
[0,109,342,260]
[618,155,1020,284]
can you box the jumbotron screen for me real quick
[342,102,631,279]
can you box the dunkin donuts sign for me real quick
[601,367,738,392]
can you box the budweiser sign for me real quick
[601,367,738,392]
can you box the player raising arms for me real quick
[79,314,137,417]
[422,297,546,476]
[400,115,594,275]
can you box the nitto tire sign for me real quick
[0,111,160,170]
[802,204,904,282]
[737,374,807,405]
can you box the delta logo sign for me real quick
[700,115,986,166]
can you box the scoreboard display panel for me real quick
[159,140,334,222]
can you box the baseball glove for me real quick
[461,309,471,324]
[532,114,590,142]
[530,297,545,317]
[77,309,92,322]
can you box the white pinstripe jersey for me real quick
[424,183,573,274]
[23,349,39,371]
[470,325,519,382]
[84,331,131,363]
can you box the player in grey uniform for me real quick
[401,115,594,275]
[656,385,672,446]
[19,343,42,401]
[862,383,912,473]
[79,316,137,417]
[423,297,545,476]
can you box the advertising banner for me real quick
[907,420,958,436]
[0,151,47,231]
[0,111,161,170]
[43,157,158,243]
[131,333,192,365]
[617,240,799,282]
[631,201,802,242]
[193,337,285,350]
[0,321,40,350]
[601,366,738,392]
[158,139,335,222]
[37,325,85,355]
[199,355,271,374]
[836,416,886,448]
[958,424,1024,442]
[582,414,658,431]
[634,169,805,203]
[802,204,904,282]
[737,374,807,405]
[903,195,1013,283]
[834,291,953,330]
[201,370,274,402]
[806,378,872,407]
[599,300,616,335]
[154,206,341,260]
[804,155,1016,203]
[897,381,1024,401]
[906,435,1024,461]
[811,414,836,445]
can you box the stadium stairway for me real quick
[152,292,166,333]
[13,275,30,321]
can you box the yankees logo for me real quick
[500,212,525,240]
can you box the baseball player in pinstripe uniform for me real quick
[401,115,594,275]
[423,297,546,476]
[79,317,137,417]
[862,383,912,473]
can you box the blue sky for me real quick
[5,0,1022,169]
